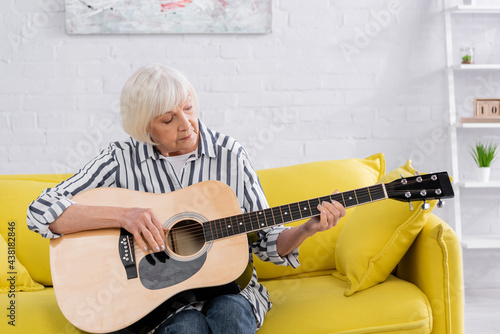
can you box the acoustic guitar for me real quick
[50,172,454,333]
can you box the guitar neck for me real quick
[203,183,388,242]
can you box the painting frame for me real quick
[65,0,272,34]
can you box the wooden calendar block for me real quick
[474,98,500,118]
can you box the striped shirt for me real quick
[27,121,300,330]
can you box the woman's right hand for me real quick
[119,207,167,254]
[49,204,168,254]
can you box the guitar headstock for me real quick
[384,172,454,208]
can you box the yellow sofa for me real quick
[0,154,464,333]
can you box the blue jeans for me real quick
[154,294,256,334]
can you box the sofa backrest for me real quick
[0,174,72,286]
[0,154,385,286]
[254,154,385,279]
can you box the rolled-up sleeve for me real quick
[26,145,119,239]
[251,227,301,268]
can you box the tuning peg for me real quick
[414,171,420,176]
[421,200,430,210]
[409,202,414,211]
[437,199,445,208]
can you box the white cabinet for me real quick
[444,1,500,248]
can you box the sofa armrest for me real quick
[396,214,464,334]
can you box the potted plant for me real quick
[471,141,497,182]
[460,47,474,64]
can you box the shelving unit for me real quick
[444,1,500,249]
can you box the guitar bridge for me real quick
[119,228,138,279]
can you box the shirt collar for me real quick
[134,120,217,163]
[197,120,217,159]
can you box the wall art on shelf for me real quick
[65,0,272,34]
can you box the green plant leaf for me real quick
[471,141,498,167]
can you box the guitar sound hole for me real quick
[167,220,205,257]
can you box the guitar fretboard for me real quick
[203,184,387,241]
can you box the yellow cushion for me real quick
[334,160,437,296]
[0,174,72,286]
[259,274,432,333]
[255,154,385,279]
[0,235,44,293]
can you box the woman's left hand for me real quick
[276,191,346,257]
[303,192,346,236]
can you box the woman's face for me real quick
[148,96,200,156]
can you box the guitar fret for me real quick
[297,200,310,219]
[249,211,258,231]
[271,206,283,226]
[219,218,227,238]
[343,190,358,208]
[289,202,302,220]
[213,219,220,239]
[355,188,370,205]
[203,224,213,241]
[369,185,386,201]
[340,192,346,207]
[258,210,265,230]
[265,208,274,228]
[280,204,293,223]
[237,215,245,234]
[309,198,322,216]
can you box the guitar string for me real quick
[152,177,443,244]
[159,190,441,246]
[158,189,390,244]
[161,183,434,240]
[166,177,438,240]
[164,188,387,237]
[161,175,442,243]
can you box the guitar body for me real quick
[50,181,249,333]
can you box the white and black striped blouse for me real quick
[27,120,300,329]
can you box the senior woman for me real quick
[27,64,345,334]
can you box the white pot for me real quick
[477,167,491,183]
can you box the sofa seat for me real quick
[0,288,89,333]
[259,273,432,334]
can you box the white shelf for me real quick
[459,181,500,188]
[451,5,500,14]
[462,235,500,249]
[456,122,500,128]
[452,64,500,70]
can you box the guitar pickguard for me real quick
[138,251,207,290]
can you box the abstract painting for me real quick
[65,0,272,34]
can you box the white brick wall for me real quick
[1,0,499,288]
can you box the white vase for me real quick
[477,167,491,183]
